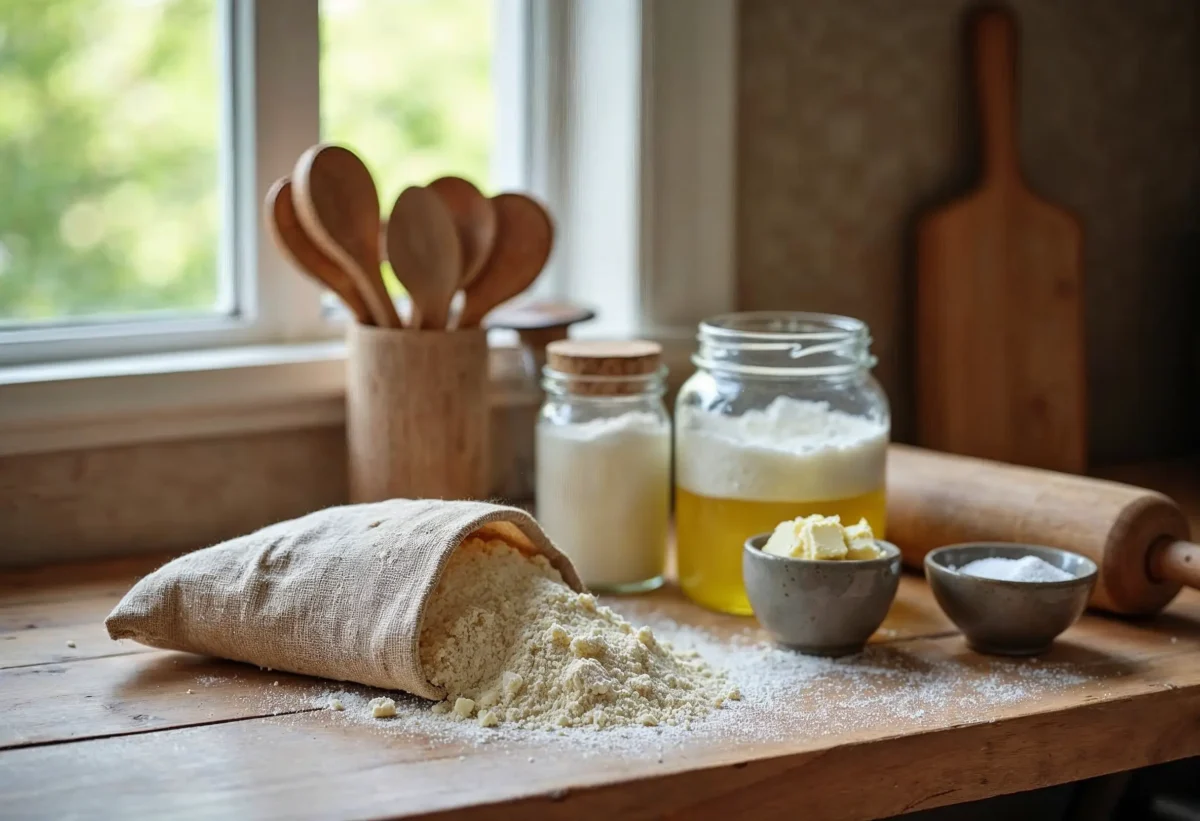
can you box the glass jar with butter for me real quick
[674,312,890,615]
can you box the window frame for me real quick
[0,0,737,457]
[0,0,338,367]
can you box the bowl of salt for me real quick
[924,543,1098,656]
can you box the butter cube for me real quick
[761,513,880,561]
[762,518,806,558]
[843,518,881,560]
[801,516,847,560]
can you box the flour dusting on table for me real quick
[192,537,1095,755]
[248,610,1093,757]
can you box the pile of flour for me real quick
[418,537,738,729]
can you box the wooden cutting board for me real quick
[916,5,1087,473]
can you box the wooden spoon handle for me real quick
[1150,540,1200,590]
[973,6,1020,182]
[265,178,373,325]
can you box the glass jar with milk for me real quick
[675,312,890,615]
[536,340,671,593]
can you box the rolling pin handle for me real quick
[1148,539,1200,590]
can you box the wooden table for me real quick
[1,550,1198,821]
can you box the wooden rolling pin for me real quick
[887,444,1200,615]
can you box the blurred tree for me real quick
[0,0,493,324]
[0,0,219,322]
[321,0,493,205]
[321,0,494,293]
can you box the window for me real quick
[320,0,498,296]
[320,0,495,204]
[0,0,736,455]
[0,0,224,326]
[0,0,519,362]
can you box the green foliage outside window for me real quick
[0,0,493,324]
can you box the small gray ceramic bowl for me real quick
[742,534,902,656]
[924,543,1098,656]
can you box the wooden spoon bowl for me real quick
[385,186,462,330]
[458,193,554,329]
[292,144,402,328]
[428,176,497,290]
[265,177,372,325]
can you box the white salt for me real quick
[958,555,1073,583]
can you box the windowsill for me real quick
[0,342,347,457]
[0,331,697,458]
[0,340,346,385]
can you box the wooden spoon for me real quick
[291,144,403,328]
[427,176,497,289]
[385,186,461,330]
[457,193,554,328]
[265,177,373,325]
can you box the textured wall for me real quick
[0,399,545,567]
[737,0,1199,462]
[0,427,347,567]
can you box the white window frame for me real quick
[521,0,737,348]
[0,0,736,458]
[0,0,335,367]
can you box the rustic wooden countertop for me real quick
[2,538,1198,820]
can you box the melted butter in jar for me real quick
[675,312,891,615]
[675,397,888,614]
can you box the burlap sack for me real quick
[105,499,584,701]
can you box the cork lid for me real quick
[544,339,663,396]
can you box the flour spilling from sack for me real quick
[303,612,1091,756]
[417,537,739,729]
[231,605,1095,759]
[218,535,1097,752]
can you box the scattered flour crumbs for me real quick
[189,538,1102,756]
